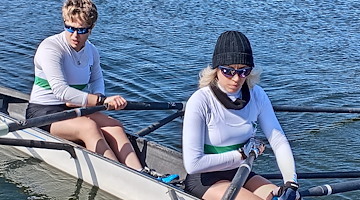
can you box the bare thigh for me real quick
[50,115,102,142]
[50,113,141,169]
[244,175,277,200]
[203,180,263,200]
[85,113,130,147]
[50,112,123,141]
[203,176,277,200]
[85,113,142,169]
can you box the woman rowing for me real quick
[26,0,143,171]
[182,31,301,199]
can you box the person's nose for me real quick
[71,31,80,38]
[231,73,241,81]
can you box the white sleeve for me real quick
[257,90,298,183]
[182,91,242,174]
[88,46,105,95]
[35,39,88,106]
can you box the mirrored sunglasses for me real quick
[64,24,91,34]
[218,65,253,78]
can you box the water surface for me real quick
[0,0,359,199]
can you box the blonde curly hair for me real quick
[62,0,98,27]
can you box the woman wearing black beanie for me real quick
[182,31,300,200]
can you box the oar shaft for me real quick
[221,153,256,200]
[4,101,183,134]
[300,179,360,197]
[125,101,184,110]
[127,101,360,113]
[7,105,107,132]
[273,105,360,113]
[262,171,360,179]
[136,111,184,137]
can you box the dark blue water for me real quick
[0,0,360,199]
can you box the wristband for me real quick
[238,148,247,159]
[284,181,299,190]
[96,95,107,106]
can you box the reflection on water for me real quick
[71,179,101,200]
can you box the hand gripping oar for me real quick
[221,138,258,200]
[300,179,360,197]
[124,101,360,113]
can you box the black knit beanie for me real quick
[212,31,254,69]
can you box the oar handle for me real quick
[221,152,256,200]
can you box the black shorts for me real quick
[184,168,257,198]
[26,103,73,132]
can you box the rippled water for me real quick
[0,0,360,199]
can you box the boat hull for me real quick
[0,87,197,200]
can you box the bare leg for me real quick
[244,175,277,200]
[203,180,263,200]
[86,113,143,170]
[202,175,277,200]
[50,116,118,161]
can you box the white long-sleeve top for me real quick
[182,84,297,183]
[29,31,105,106]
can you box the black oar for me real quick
[125,101,184,110]
[2,105,107,134]
[273,105,360,113]
[1,101,185,135]
[0,101,184,156]
[0,105,107,157]
[262,171,360,179]
[221,151,256,200]
[128,101,360,113]
[300,179,360,197]
[135,111,184,136]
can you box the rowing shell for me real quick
[1,86,360,199]
[0,86,198,200]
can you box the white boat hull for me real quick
[0,113,197,200]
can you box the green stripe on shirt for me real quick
[204,143,244,154]
[34,76,87,90]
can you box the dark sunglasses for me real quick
[218,65,253,78]
[64,24,91,34]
